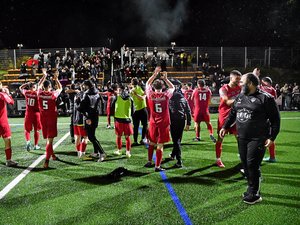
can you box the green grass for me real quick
[0,112,299,225]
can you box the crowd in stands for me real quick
[5,45,300,117]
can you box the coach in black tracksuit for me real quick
[169,82,192,167]
[79,80,106,162]
[220,73,280,204]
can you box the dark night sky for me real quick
[0,0,299,49]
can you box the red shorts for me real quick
[148,122,170,144]
[24,112,42,132]
[74,125,87,136]
[114,121,133,136]
[218,117,237,135]
[0,124,11,138]
[41,115,57,139]
[194,112,210,123]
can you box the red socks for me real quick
[81,141,87,152]
[207,123,213,135]
[25,131,30,141]
[45,144,53,160]
[125,136,131,151]
[195,126,200,138]
[34,131,40,146]
[116,136,122,150]
[269,142,276,158]
[155,149,163,167]
[216,141,222,158]
[148,145,154,161]
[5,148,12,160]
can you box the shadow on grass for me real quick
[75,167,149,185]
[163,143,199,149]
[56,151,78,156]
[263,199,300,209]
[263,193,300,202]
[184,164,215,176]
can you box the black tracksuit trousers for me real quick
[238,138,266,195]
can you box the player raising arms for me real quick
[215,70,242,168]
[0,82,18,167]
[191,79,216,142]
[19,82,41,151]
[38,69,62,169]
[144,66,175,172]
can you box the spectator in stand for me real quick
[0,82,18,167]
[20,61,27,75]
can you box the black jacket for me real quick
[78,87,102,127]
[223,89,280,141]
[169,90,192,126]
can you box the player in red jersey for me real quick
[260,76,278,163]
[183,82,194,116]
[38,69,62,168]
[144,66,175,172]
[191,79,216,142]
[215,70,242,168]
[19,82,42,151]
[0,82,18,167]
[100,83,117,129]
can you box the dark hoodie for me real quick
[78,86,102,127]
[169,89,192,126]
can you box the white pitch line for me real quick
[0,132,70,200]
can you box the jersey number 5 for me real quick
[155,103,162,113]
[42,100,48,110]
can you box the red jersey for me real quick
[260,85,277,98]
[183,89,194,113]
[22,89,39,114]
[218,84,241,119]
[146,84,174,125]
[38,90,60,116]
[0,92,14,125]
[192,87,212,114]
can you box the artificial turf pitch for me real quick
[0,112,299,225]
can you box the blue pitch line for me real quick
[152,154,193,225]
[160,171,193,225]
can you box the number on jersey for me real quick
[199,93,207,101]
[42,100,48,110]
[155,103,162,113]
[27,98,35,106]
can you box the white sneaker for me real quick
[89,153,99,158]
[34,145,41,150]
[114,150,122,156]
[77,151,82,158]
[26,142,31,151]
[98,153,106,162]
[126,151,131,158]
[6,160,18,167]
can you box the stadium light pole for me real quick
[17,43,23,57]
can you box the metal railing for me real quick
[0,46,299,70]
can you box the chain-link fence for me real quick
[0,46,299,70]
